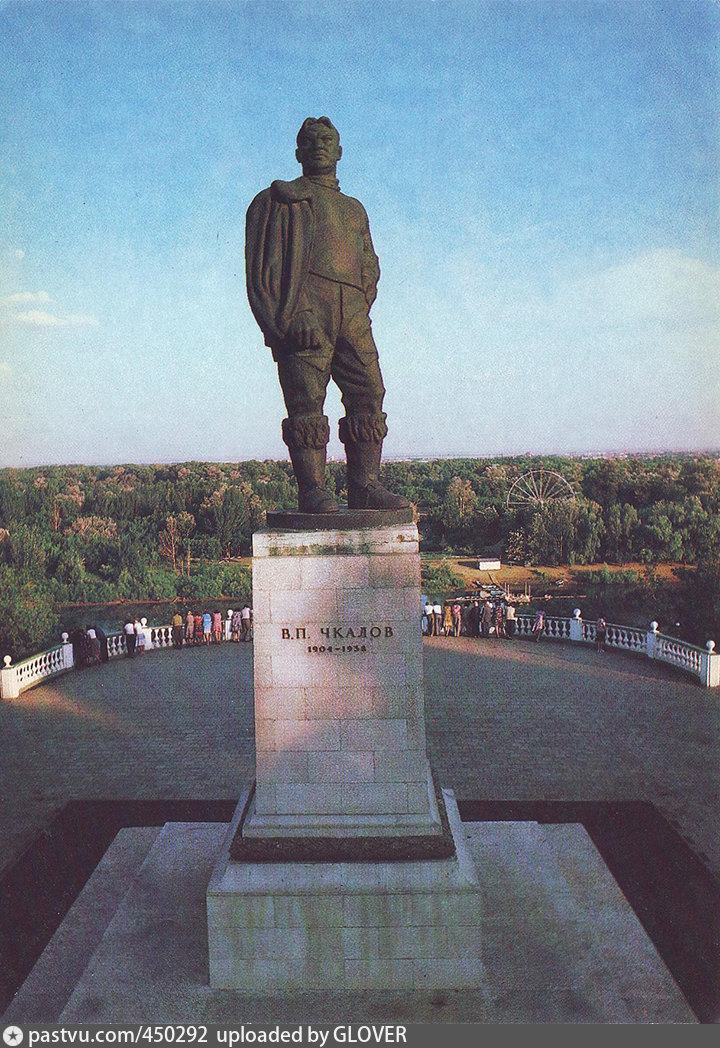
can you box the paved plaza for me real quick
[2,636,718,879]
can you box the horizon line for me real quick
[1,447,719,471]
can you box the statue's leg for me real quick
[281,415,338,514]
[333,287,411,511]
[338,414,410,510]
[275,333,338,514]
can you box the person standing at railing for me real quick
[480,600,493,637]
[172,612,184,649]
[133,618,146,654]
[212,609,223,644]
[85,626,101,665]
[185,609,195,645]
[124,619,136,658]
[495,602,505,639]
[432,601,442,637]
[241,605,252,642]
[68,627,87,667]
[466,600,480,638]
[531,609,545,642]
[596,615,607,654]
[202,611,212,644]
[505,602,516,638]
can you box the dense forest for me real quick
[0,454,718,658]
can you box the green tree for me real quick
[527,503,573,565]
[604,503,640,563]
[421,559,464,593]
[198,484,264,556]
[0,567,60,660]
[504,529,529,564]
[528,500,604,565]
[442,478,478,530]
[159,512,196,574]
[2,524,48,572]
[217,563,252,601]
[581,459,623,509]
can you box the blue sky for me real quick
[1,0,718,466]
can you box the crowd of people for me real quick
[422,598,542,640]
[66,607,253,664]
[422,598,521,639]
[67,625,109,667]
[169,607,253,649]
[423,599,611,651]
[67,598,609,664]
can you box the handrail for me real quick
[514,612,718,687]
[0,610,239,699]
[2,610,718,698]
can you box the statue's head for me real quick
[296,116,342,174]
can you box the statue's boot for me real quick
[283,415,338,514]
[340,414,412,511]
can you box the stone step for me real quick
[59,821,228,1022]
[49,813,695,1022]
[2,826,161,1023]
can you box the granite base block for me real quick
[207,789,484,991]
[10,815,693,1022]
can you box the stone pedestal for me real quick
[243,519,441,840]
[207,514,483,990]
[208,788,483,990]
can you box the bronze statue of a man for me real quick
[246,117,410,513]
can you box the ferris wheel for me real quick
[506,469,576,509]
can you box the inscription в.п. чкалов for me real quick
[280,625,395,640]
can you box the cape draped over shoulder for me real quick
[245,178,314,347]
[245,176,380,349]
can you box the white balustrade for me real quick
[150,625,174,650]
[514,616,533,637]
[568,609,584,642]
[654,634,704,677]
[2,608,718,699]
[702,642,720,688]
[106,632,127,659]
[1,643,70,699]
[543,616,572,640]
[514,611,717,687]
[140,617,152,651]
[515,615,572,638]
[606,624,646,654]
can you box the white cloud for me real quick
[63,313,99,327]
[558,250,720,331]
[373,240,720,453]
[15,249,25,260]
[12,310,99,328]
[3,291,52,305]
[386,243,720,355]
